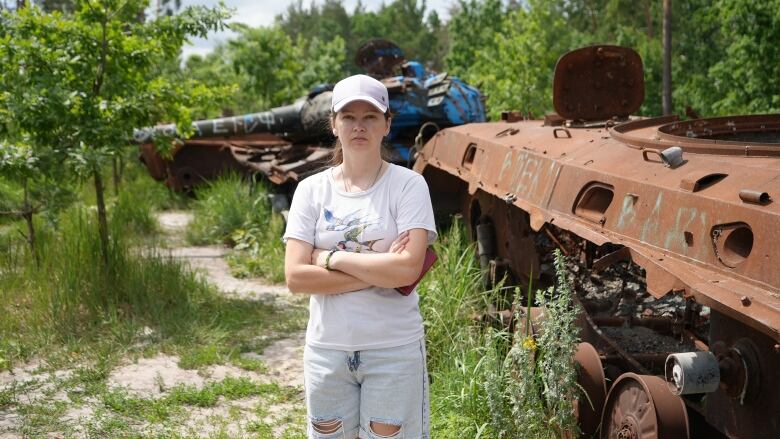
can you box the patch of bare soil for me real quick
[0,211,307,438]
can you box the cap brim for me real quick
[332,95,387,113]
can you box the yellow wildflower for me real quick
[522,336,537,351]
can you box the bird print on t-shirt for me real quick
[338,225,383,252]
[323,208,383,253]
[323,208,368,231]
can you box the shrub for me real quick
[486,249,581,438]
[420,222,581,439]
[187,174,286,283]
[186,174,260,245]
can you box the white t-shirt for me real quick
[283,163,437,351]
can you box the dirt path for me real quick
[155,211,305,389]
[0,211,307,438]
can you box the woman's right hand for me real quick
[388,231,410,254]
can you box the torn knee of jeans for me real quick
[311,417,343,434]
[369,419,402,437]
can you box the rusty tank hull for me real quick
[414,45,780,438]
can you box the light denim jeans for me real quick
[303,338,430,439]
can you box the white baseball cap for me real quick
[331,74,389,113]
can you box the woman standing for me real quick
[284,74,436,439]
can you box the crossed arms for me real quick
[284,229,429,294]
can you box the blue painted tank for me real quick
[135,40,486,190]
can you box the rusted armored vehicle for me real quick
[414,45,780,438]
[136,40,485,193]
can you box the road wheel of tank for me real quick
[600,373,689,439]
[574,342,607,438]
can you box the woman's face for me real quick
[331,100,391,155]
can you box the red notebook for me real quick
[396,248,438,296]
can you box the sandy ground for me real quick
[0,211,306,438]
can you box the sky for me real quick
[179,0,457,60]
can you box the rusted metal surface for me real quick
[553,46,644,121]
[703,310,780,438]
[415,112,780,343]
[415,44,780,437]
[134,89,333,191]
[611,114,780,156]
[574,342,607,438]
[601,373,689,439]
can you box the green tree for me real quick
[276,0,444,74]
[228,25,305,109]
[350,0,443,71]
[0,143,42,256]
[445,0,505,80]
[181,25,346,117]
[560,0,663,115]
[446,0,671,117]
[448,0,580,119]
[182,47,243,117]
[299,35,347,89]
[675,0,780,115]
[0,0,230,264]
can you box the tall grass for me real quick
[119,161,190,212]
[418,220,498,438]
[0,177,22,226]
[419,222,581,439]
[186,173,259,245]
[187,174,286,283]
[0,166,303,369]
[0,206,211,365]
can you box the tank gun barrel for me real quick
[133,101,308,144]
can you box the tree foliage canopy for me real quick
[0,0,230,260]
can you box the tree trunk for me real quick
[662,0,673,115]
[93,169,110,266]
[22,177,38,264]
[645,1,654,38]
[112,156,120,196]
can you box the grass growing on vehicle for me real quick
[419,222,581,439]
[187,173,287,283]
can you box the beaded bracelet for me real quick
[325,249,338,271]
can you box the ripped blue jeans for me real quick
[303,338,429,439]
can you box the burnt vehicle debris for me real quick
[135,39,486,193]
[414,45,780,438]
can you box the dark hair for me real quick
[327,110,393,166]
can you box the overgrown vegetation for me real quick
[187,174,287,283]
[484,250,581,438]
[0,0,231,270]
[0,165,307,436]
[419,223,581,438]
[0,168,305,369]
